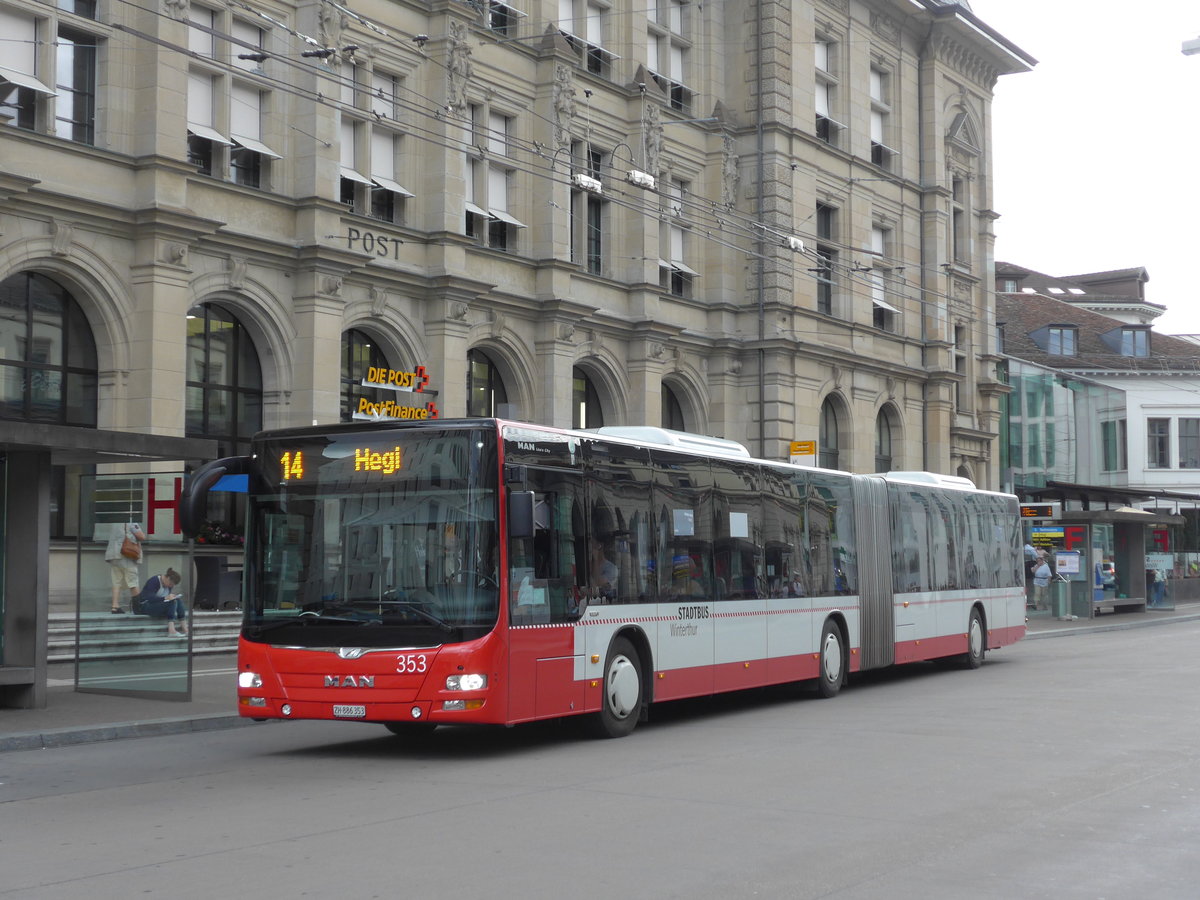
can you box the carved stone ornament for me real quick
[161,242,188,266]
[321,274,344,296]
[870,13,900,44]
[50,219,74,257]
[446,21,474,112]
[552,64,576,151]
[648,342,666,360]
[721,134,740,209]
[642,104,663,175]
[559,323,577,342]
[369,285,388,317]
[162,0,189,20]
[448,300,469,321]
[227,256,247,290]
[318,1,347,54]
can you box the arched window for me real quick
[819,397,841,470]
[466,349,509,418]
[0,272,97,425]
[572,367,603,429]
[875,407,897,472]
[662,382,686,431]
[185,304,262,457]
[341,329,390,422]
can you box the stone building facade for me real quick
[0,0,1032,702]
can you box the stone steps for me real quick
[48,611,242,663]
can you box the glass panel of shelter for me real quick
[75,472,192,699]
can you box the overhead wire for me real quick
[92,0,1045,353]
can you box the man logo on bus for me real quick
[325,675,374,688]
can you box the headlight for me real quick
[445,673,487,691]
[238,671,263,688]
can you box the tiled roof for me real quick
[996,292,1200,373]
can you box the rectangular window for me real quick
[229,83,280,187]
[1148,418,1170,469]
[188,7,216,57]
[869,67,894,169]
[466,108,525,249]
[488,1,522,36]
[1121,328,1149,357]
[586,196,603,274]
[54,28,97,145]
[814,37,842,147]
[369,128,411,223]
[231,19,265,72]
[340,116,366,211]
[1101,419,1128,471]
[815,203,837,315]
[0,8,54,130]
[1180,418,1200,469]
[571,142,607,273]
[1047,327,1077,356]
[659,179,696,297]
[187,71,231,175]
[951,177,968,263]
[370,70,398,120]
[58,0,98,17]
[647,5,691,112]
[870,225,896,331]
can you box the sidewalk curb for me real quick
[1023,610,1200,640]
[0,713,256,753]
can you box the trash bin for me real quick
[1052,581,1068,618]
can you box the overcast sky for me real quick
[969,1,1200,335]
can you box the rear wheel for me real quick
[590,637,643,738]
[815,619,845,698]
[963,607,986,669]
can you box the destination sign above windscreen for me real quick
[278,445,404,481]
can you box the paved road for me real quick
[3,624,1200,899]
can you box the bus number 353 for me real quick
[396,654,428,674]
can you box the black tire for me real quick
[963,607,986,669]
[590,637,643,738]
[815,619,845,698]
[383,721,437,738]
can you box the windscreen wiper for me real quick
[251,610,366,637]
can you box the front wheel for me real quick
[815,619,845,698]
[589,637,643,738]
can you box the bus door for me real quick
[506,466,587,722]
[650,450,715,699]
[712,459,766,690]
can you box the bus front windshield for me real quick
[246,427,500,646]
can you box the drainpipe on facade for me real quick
[755,0,767,459]
[918,20,936,473]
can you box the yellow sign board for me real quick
[790,440,816,456]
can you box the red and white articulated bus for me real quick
[181,418,1026,739]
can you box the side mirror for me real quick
[508,490,535,539]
